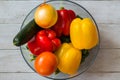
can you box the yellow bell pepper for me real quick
[55,43,82,75]
[70,18,99,49]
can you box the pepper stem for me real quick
[44,0,46,3]
[29,54,36,62]
[60,7,64,10]
[76,15,83,20]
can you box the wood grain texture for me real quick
[0,49,120,73]
[0,1,120,24]
[0,72,120,80]
[0,24,20,49]
[74,1,120,24]
[0,23,120,49]
[0,73,49,80]
[0,1,120,80]
[71,72,120,80]
[88,49,120,72]
[0,50,33,72]
[98,23,120,48]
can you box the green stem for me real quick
[60,7,64,10]
[76,15,83,20]
[29,54,36,62]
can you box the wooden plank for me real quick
[0,72,120,80]
[73,72,120,80]
[0,24,20,49]
[0,49,120,72]
[74,1,120,24]
[0,1,120,24]
[0,0,119,1]
[0,1,119,80]
[0,23,120,49]
[0,50,33,72]
[0,1,40,24]
[98,23,120,48]
[0,73,49,80]
[88,49,120,72]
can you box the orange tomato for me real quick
[34,3,58,28]
[34,51,58,76]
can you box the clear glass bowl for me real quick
[20,0,100,80]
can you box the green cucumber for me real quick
[13,19,42,46]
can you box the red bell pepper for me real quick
[52,8,76,37]
[27,37,44,56]
[27,29,61,56]
[36,29,61,52]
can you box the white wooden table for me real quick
[0,0,120,80]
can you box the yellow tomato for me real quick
[34,4,58,28]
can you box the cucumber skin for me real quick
[13,19,42,46]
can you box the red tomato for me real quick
[34,51,58,76]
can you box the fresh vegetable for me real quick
[55,43,82,75]
[13,2,98,76]
[81,49,89,63]
[55,68,60,75]
[60,35,71,43]
[70,18,99,49]
[29,54,36,62]
[13,19,41,46]
[52,8,76,37]
[34,51,58,76]
[27,37,44,56]
[34,3,58,28]
[36,29,61,52]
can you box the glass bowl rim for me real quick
[20,0,100,80]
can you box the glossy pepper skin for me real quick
[36,29,61,52]
[27,29,61,56]
[27,37,44,56]
[70,18,99,49]
[52,8,76,37]
[55,43,82,75]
